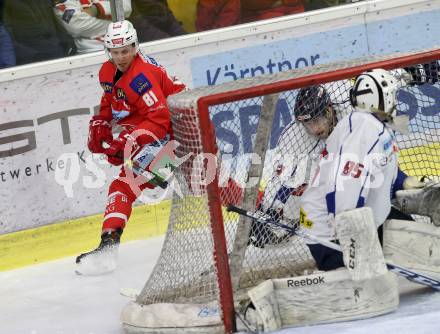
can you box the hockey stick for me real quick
[103,142,169,189]
[227,204,440,291]
[130,160,169,189]
[227,205,298,235]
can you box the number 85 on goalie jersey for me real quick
[299,111,399,241]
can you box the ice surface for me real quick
[1,236,440,334]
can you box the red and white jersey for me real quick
[98,53,186,145]
[53,0,132,54]
[299,111,399,241]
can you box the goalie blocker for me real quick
[395,182,440,226]
[384,182,440,281]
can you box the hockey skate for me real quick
[75,229,122,276]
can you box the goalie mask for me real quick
[104,20,139,57]
[350,69,399,117]
[294,85,335,139]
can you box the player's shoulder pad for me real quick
[98,61,115,93]
[127,60,152,95]
[344,111,384,134]
[99,60,115,78]
[127,55,163,95]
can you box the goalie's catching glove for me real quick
[395,182,440,226]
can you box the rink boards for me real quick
[1,143,438,271]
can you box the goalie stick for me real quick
[227,204,440,291]
[120,287,140,300]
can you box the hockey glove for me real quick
[248,209,292,248]
[104,131,140,166]
[404,61,440,85]
[87,115,113,154]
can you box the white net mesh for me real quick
[132,48,440,330]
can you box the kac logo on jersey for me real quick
[116,88,126,100]
[130,73,152,96]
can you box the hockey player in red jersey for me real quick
[76,20,185,275]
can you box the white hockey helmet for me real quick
[104,20,139,53]
[350,69,399,117]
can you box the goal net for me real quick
[121,48,440,333]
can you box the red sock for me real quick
[102,191,133,231]
[102,174,154,232]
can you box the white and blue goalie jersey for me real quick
[299,111,399,241]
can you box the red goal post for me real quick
[121,47,440,334]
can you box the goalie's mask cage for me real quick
[294,85,331,122]
[122,48,440,334]
[293,85,336,139]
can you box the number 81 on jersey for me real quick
[142,91,158,107]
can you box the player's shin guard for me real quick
[102,191,133,231]
[383,219,440,280]
[244,269,399,331]
[395,183,440,225]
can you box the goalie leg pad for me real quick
[383,219,440,279]
[121,300,224,334]
[244,269,399,331]
[395,183,440,225]
[335,207,387,281]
